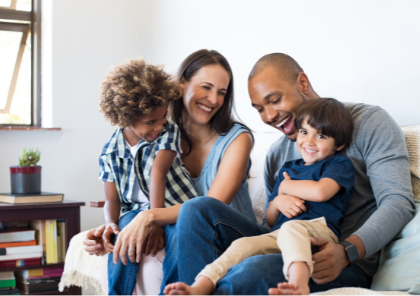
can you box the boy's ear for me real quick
[336,144,346,152]
[180,76,185,86]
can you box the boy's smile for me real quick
[125,104,169,145]
[297,119,344,165]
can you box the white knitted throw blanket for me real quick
[58,230,107,295]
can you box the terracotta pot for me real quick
[10,166,42,194]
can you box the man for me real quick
[167,53,415,294]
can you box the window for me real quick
[0,0,40,126]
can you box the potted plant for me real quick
[10,148,41,194]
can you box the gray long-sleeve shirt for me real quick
[264,103,415,277]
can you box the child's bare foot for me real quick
[268,282,310,295]
[164,282,196,295]
[164,276,214,295]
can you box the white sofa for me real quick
[59,126,420,295]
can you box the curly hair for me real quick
[99,59,182,128]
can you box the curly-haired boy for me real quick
[97,59,197,294]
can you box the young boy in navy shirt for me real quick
[164,98,354,295]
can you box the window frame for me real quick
[0,0,41,127]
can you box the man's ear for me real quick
[296,72,310,94]
[336,144,346,152]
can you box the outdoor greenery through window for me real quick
[0,0,38,125]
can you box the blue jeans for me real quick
[215,254,372,294]
[108,210,141,295]
[161,197,372,295]
[161,196,268,292]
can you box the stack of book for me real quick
[15,268,63,295]
[0,272,19,295]
[0,227,42,268]
[30,220,66,264]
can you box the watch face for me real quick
[347,244,359,263]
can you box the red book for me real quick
[0,240,36,248]
[0,257,40,267]
[25,267,64,279]
[28,273,63,279]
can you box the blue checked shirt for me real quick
[99,118,197,215]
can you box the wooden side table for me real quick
[0,200,85,295]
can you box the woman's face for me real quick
[181,64,230,127]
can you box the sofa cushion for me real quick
[371,201,420,293]
[401,126,420,201]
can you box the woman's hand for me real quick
[113,210,154,265]
[83,225,109,256]
[142,225,164,257]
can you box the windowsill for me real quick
[0,126,61,131]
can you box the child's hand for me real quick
[142,225,164,257]
[102,223,120,253]
[278,172,292,195]
[274,194,306,219]
[83,225,108,256]
[282,172,292,180]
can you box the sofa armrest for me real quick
[90,200,105,208]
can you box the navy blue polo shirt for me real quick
[268,153,355,239]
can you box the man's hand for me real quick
[142,225,164,256]
[83,225,109,256]
[274,194,306,219]
[310,237,349,284]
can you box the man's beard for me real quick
[298,88,309,104]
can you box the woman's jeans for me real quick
[161,196,372,295]
[108,210,141,295]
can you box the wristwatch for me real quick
[339,241,359,265]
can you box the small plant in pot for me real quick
[10,148,41,194]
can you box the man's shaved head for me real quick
[248,53,304,84]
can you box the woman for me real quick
[83,49,256,294]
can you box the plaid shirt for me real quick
[99,119,197,215]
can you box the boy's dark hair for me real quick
[99,59,182,128]
[295,98,353,148]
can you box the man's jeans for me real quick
[108,210,141,295]
[161,196,372,295]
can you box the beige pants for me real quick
[197,217,338,286]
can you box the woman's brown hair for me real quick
[170,49,252,154]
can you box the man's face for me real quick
[249,67,308,141]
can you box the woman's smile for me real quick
[196,102,214,114]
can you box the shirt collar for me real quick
[102,128,131,159]
[103,119,173,158]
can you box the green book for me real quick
[0,279,16,289]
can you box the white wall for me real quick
[1,0,419,234]
[0,1,145,233]
[141,0,420,133]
